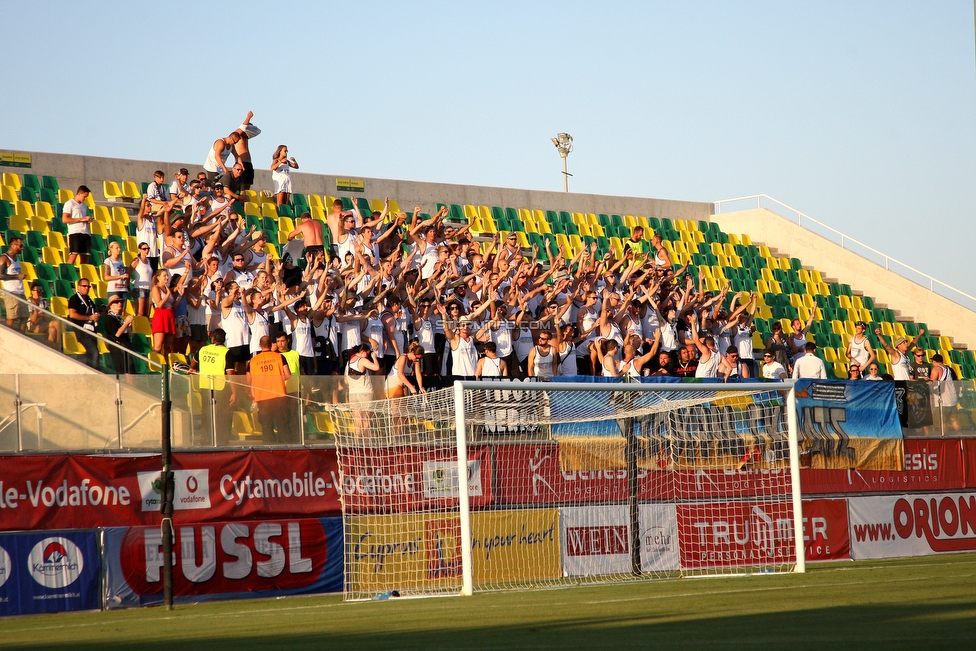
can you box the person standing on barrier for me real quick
[67,278,101,370]
[247,335,295,443]
[929,354,960,432]
[0,235,27,330]
[196,328,236,446]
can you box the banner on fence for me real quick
[793,379,903,471]
[103,517,342,607]
[0,450,341,531]
[802,499,850,562]
[0,530,100,616]
[848,492,976,560]
[676,501,797,569]
[559,505,678,577]
[801,439,964,495]
[339,446,492,515]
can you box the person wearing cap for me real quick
[170,168,191,204]
[104,294,134,374]
[0,235,27,330]
[846,320,875,371]
[875,327,924,381]
[791,342,827,379]
[146,170,173,213]
[26,281,59,343]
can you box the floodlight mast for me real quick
[550,133,573,192]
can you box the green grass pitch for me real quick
[1,554,974,650]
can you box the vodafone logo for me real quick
[137,470,211,512]
[28,537,83,588]
[186,475,199,493]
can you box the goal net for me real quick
[328,380,803,601]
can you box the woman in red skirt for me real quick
[151,269,176,353]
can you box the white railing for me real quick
[713,194,976,313]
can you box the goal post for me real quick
[331,379,804,601]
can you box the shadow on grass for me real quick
[6,599,976,651]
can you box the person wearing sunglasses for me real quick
[847,364,862,380]
[67,278,100,369]
[130,240,154,317]
[909,348,932,381]
[863,363,884,381]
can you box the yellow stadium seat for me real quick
[463,205,478,220]
[306,194,323,210]
[876,349,890,364]
[623,215,638,229]
[131,315,152,337]
[740,234,752,246]
[58,189,74,203]
[121,181,141,200]
[554,233,571,257]
[35,201,54,220]
[726,234,740,246]
[672,240,688,255]
[109,222,126,238]
[62,332,87,356]
[123,252,135,266]
[2,173,22,191]
[19,261,37,281]
[823,347,838,363]
[310,206,326,222]
[147,352,166,373]
[797,269,810,283]
[386,199,401,215]
[880,322,894,337]
[42,247,64,265]
[29,217,49,235]
[609,238,624,260]
[892,322,907,338]
[9,214,29,232]
[265,244,279,260]
[703,277,720,292]
[15,200,35,218]
[722,243,735,257]
[757,305,773,320]
[475,206,490,222]
[279,216,295,235]
[716,253,730,268]
[261,203,278,219]
[837,295,853,310]
[850,296,863,311]
[577,222,593,238]
[324,196,337,209]
[103,181,124,201]
[833,362,848,378]
[711,266,726,281]
[91,221,108,239]
[789,294,803,308]
[468,218,486,237]
[244,201,261,216]
[93,205,111,223]
[50,297,69,317]
[169,353,188,366]
[752,332,765,349]
[78,264,99,284]
[126,236,138,251]
[709,242,723,257]
[938,336,953,351]
[0,185,17,203]
[112,206,130,223]
[518,208,533,223]
[756,279,770,294]
[589,222,604,237]
[532,209,546,224]
[259,191,274,204]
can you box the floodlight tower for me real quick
[550,133,573,192]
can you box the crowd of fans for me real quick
[0,111,961,409]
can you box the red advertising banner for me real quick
[676,501,797,569]
[801,440,964,495]
[0,450,341,531]
[339,445,492,514]
[963,441,976,488]
[494,444,794,505]
[104,518,343,606]
[802,498,850,562]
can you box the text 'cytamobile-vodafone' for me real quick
[137,470,210,512]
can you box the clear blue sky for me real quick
[4,1,975,299]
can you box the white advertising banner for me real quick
[559,505,678,577]
[848,492,976,560]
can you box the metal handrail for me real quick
[713,194,976,311]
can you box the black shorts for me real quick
[241,161,255,185]
[305,245,325,259]
[69,233,91,255]
[190,324,208,342]
[227,345,250,364]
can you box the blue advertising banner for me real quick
[794,379,902,439]
[0,531,101,616]
[794,379,904,471]
[103,517,343,608]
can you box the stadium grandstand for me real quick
[1,148,974,386]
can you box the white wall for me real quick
[712,209,976,348]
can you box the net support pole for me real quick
[161,365,175,609]
[454,381,474,596]
[786,387,805,573]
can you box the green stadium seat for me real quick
[42,176,60,195]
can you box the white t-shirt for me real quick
[63,198,90,235]
[792,354,827,379]
[761,361,787,380]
